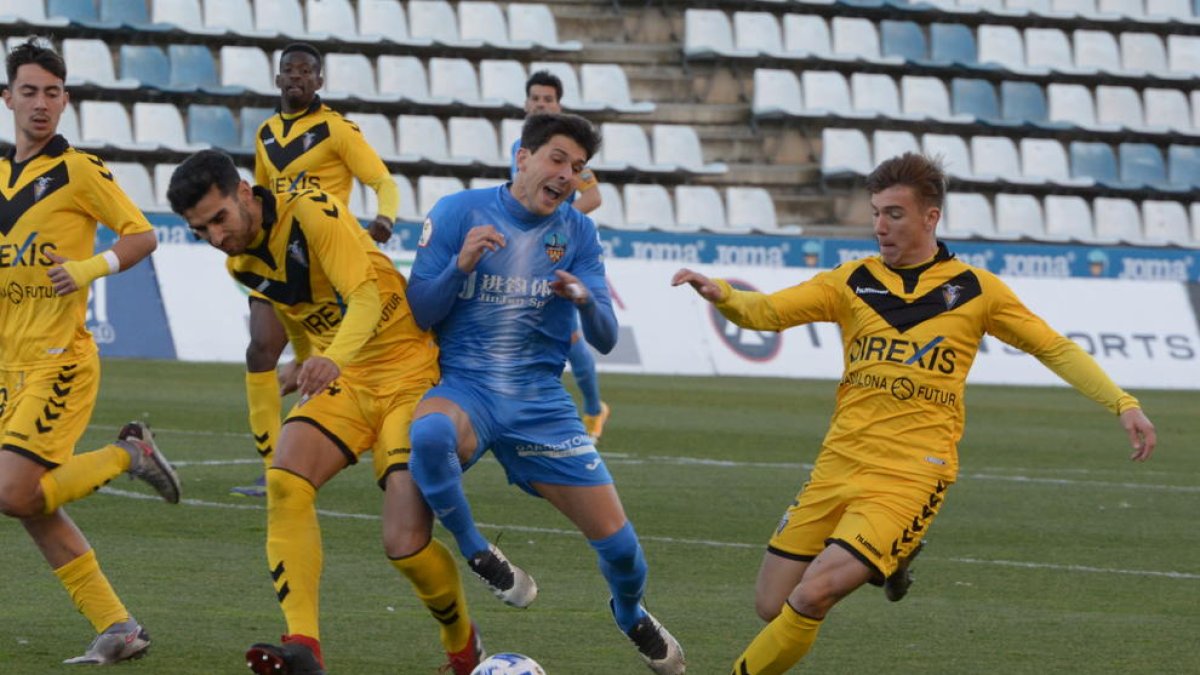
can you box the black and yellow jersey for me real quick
[0,135,152,369]
[254,97,397,221]
[229,186,435,379]
[713,243,1140,482]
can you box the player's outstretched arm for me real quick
[671,267,727,303]
[45,230,156,296]
[1120,408,1156,462]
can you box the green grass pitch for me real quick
[1,359,1196,674]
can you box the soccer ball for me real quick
[470,652,546,675]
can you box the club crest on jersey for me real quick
[418,218,433,247]
[33,176,54,201]
[942,283,963,309]
[302,131,316,151]
[288,239,308,267]
[544,232,567,262]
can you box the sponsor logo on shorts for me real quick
[515,435,595,459]
[855,533,882,558]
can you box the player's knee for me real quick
[755,595,784,622]
[266,468,313,506]
[382,526,431,559]
[790,579,844,619]
[245,341,283,372]
[0,484,42,519]
[409,413,457,460]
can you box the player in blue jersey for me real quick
[407,113,685,675]
[511,70,611,441]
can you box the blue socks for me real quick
[408,413,489,559]
[568,338,602,416]
[590,522,648,632]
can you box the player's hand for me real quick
[671,268,726,303]
[278,360,302,396]
[368,216,393,244]
[296,356,340,402]
[457,225,505,273]
[45,251,82,296]
[550,269,590,305]
[1119,408,1156,462]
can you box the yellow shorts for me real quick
[0,355,101,468]
[283,367,435,485]
[767,450,950,580]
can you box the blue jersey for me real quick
[409,185,614,395]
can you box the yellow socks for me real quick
[54,549,128,633]
[246,370,282,471]
[266,469,322,640]
[732,602,823,675]
[390,538,473,653]
[39,445,130,514]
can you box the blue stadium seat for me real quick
[880,21,927,61]
[48,0,99,22]
[1167,145,1200,188]
[930,23,976,65]
[239,107,273,153]
[168,45,235,94]
[99,0,156,27]
[1070,142,1119,185]
[187,104,239,151]
[1118,142,1169,189]
[952,78,1003,124]
[1001,81,1050,125]
[120,45,170,90]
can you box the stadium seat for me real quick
[783,15,834,58]
[994,193,1046,239]
[219,46,274,95]
[923,133,974,178]
[507,3,580,51]
[930,23,977,65]
[652,125,727,174]
[187,104,238,151]
[832,18,886,61]
[305,0,360,41]
[752,69,804,118]
[1025,28,1081,73]
[1119,142,1169,188]
[978,25,1030,72]
[901,76,963,123]
[79,101,144,150]
[676,185,731,233]
[255,0,307,38]
[880,20,928,61]
[1167,145,1200,188]
[324,53,394,102]
[1098,0,1144,15]
[1021,138,1090,185]
[59,103,80,145]
[1092,197,1142,243]
[133,102,200,151]
[1121,33,1169,76]
[1069,141,1120,184]
[1043,195,1095,242]
[1008,0,1052,12]
[1096,85,1144,129]
[0,105,13,142]
[152,0,224,35]
[941,192,996,239]
[430,58,501,108]
[972,136,1028,182]
[448,117,504,167]
[63,38,138,89]
[952,78,1002,123]
[1073,30,1121,74]
[1142,200,1191,244]
[1144,88,1193,133]
[581,64,655,114]
[733,11,784,57]
[851,73,902,117]
[409,0,472,47]
[394,174,420,221]
[684,9,753,58]
[623,184,677,231]
[468,177,506,190]
[803,71,859,117]
[239,107,273,152]
[1194,91,1200,130]
[528,61,599,111]
[348,180,369,219]
[590,183,628,230]
[398,115,467,165]
[1167,35,1200,75]
[99,0,153,26]
[378,55,448,106]
[1001,81,1050,125]
[417,176,465,216]
[480,60,527,108]
[0,0,59,24]
[726,187,783,233]
[1147,0,1193,18]
[1047,83,1104,129]
[48,0,99,23]
[205,0,275,37]
[460,1,526,48]
[872,130,920,167]
[153,163,180,209]
[821,128,872,177]
[358,0,427,44]
[120,45,171,89]
[108,162,157,211]
[345,113,400,161]
[595,123,661,173]
[500,118,523,155]
[168,44,228,93]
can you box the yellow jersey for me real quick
[0,135,152,369]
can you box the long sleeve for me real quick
[320,280,381,368]
[407,258,468,331]
[577,280,617,354]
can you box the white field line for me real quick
[100,486,1200,581]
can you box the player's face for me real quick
[870,185,940,267]
[181,181,261,255]
[524,84,561,115]
[3,63,67,146]
[512,134,588,216]
[275,51,322,112]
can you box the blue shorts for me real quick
[424,373,612,496]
